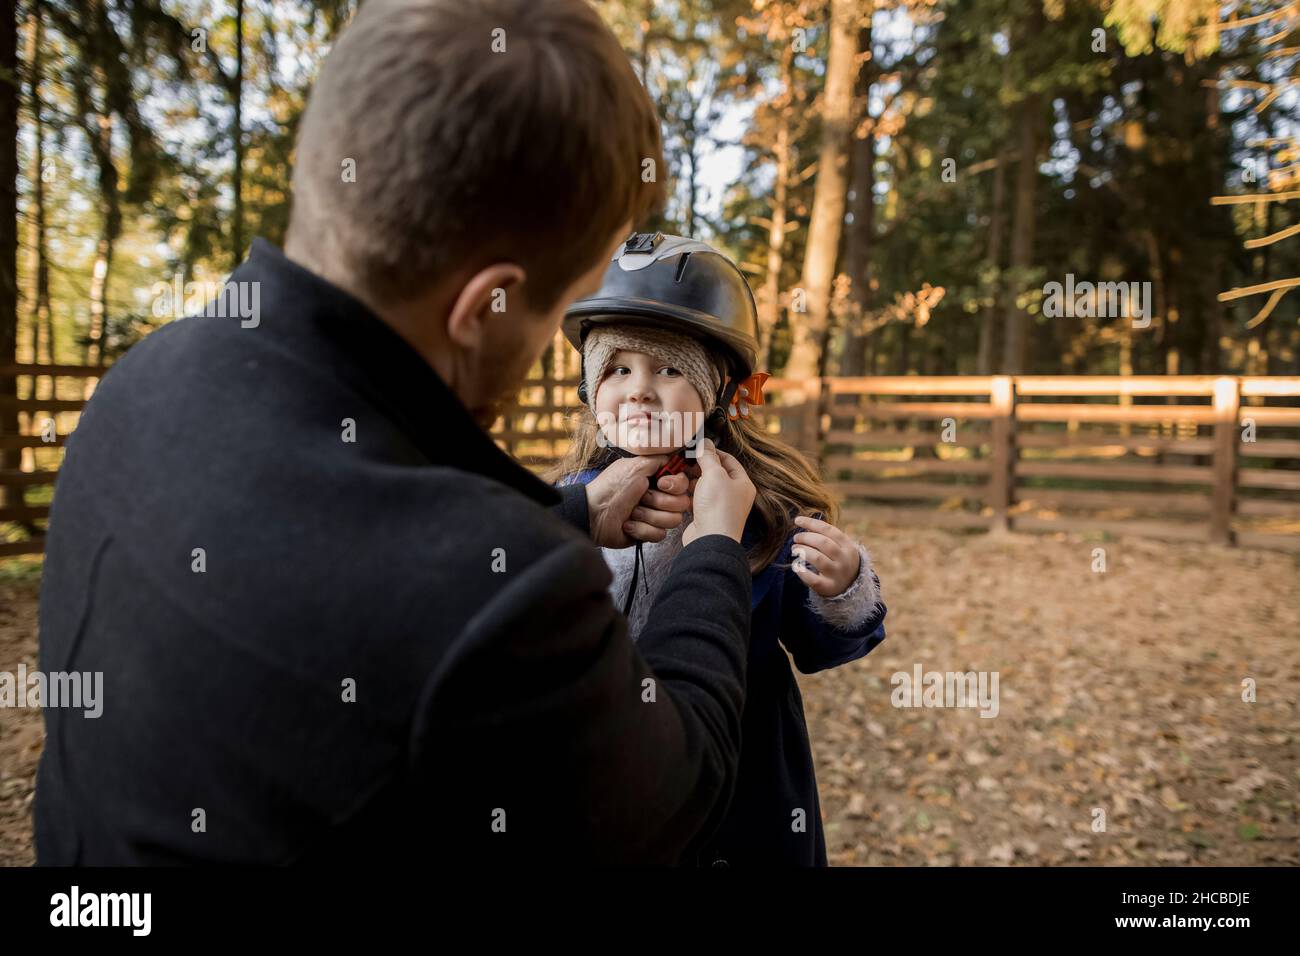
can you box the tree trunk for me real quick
[784,0,857,380]
[1199,71,1223,373]
[1000,92,1041,375]
[978,144,1008,374]
[85,235,112,368]
[896,321,911,375]
[684,115,698,237]
[838,17,875,380]
[26,2,51,393]
[72,13,120,382]
[758,44,794,371]
[639,0,652,83]
[233,0,245,265]
[83,112,116,385]
[0,0,19,512]
[831,17,874,438]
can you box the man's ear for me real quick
[446,263,527,349]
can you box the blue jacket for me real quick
[561,466,887,865]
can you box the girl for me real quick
[549,233,887,866]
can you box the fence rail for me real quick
[3,367,1299,556]
[494,373,1300,552]
[0,363,109,555]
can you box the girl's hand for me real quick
[791,515,862,597]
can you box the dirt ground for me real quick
[2,526,1297,867]
[0,561,41,867]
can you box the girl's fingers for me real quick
[793,514,844,542]
[791,542,831,571]
[791,559,835,595]
[793,530,846,561]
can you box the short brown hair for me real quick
[288,0,665,310]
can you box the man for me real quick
[35,0,755,864]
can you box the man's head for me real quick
[286,0,665,424]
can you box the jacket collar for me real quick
[242,238,559,507]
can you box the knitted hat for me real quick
[583,324,722,411]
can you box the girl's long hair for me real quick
[545,397,837,575]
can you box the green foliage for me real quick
[1104,0,1221,58]
[9,0,1299,378]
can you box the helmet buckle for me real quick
[623,232,662,255]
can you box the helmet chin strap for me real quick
[595,377,740,621]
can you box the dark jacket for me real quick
[561,467,887,866]
[34,238,755,865]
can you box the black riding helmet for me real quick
[563,232,761,409]
[565,233,764,621]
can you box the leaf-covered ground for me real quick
[0,563,41,867]
[809,525,1300,866]
[2,527,1297,866]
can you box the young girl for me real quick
[550,233,887,866]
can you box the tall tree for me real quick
[784,0,859,379]
[0,0,17,512]
[761,42,795,368]
[732,0,814,368]
[999,4,1046,374]
[233,0,245,263]
[24,0,52,388]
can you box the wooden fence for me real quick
[496,373,1300,552]
[0,364,103,556]
[4,367,1300,556]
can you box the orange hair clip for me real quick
[726,372,770,420]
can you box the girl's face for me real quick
[593,349,707,454]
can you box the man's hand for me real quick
[682,438,754,546]
[585,455,694,548]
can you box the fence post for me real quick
[0,368,23,514]
[1210,376,1240,546]
[989,376,1016,533]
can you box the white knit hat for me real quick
[583,324,722,411]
